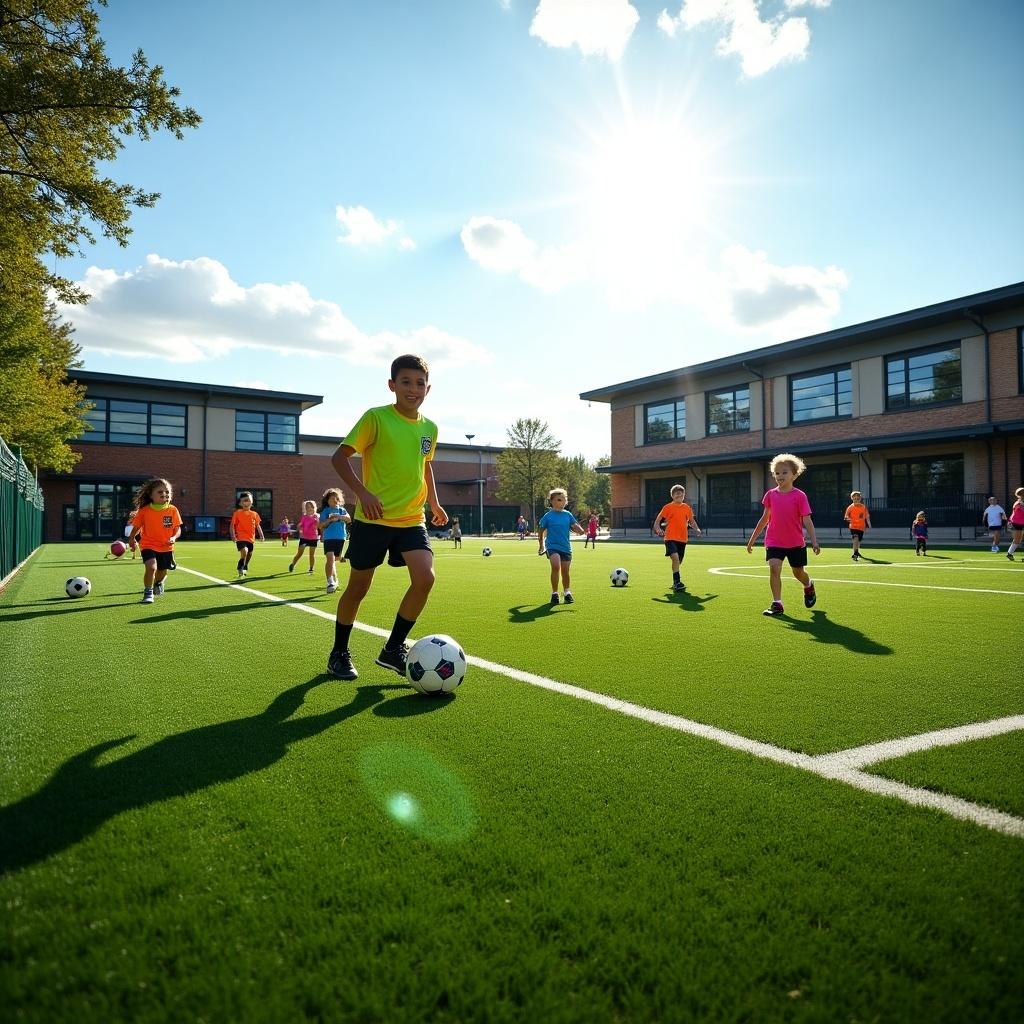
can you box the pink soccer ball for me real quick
[109,540,127,558]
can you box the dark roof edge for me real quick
[71,369,323,406]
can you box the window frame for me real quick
[78,396,188,447]
[705,385,751,436]
[643,398,686,445]
[886,455,964,504]
[788,364,853,424]
[884,342,962,412]
[234,410,299,453]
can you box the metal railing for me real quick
[0,436,45,583]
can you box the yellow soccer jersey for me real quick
[343,405,437,526]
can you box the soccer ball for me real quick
[610,567,629,587]
[109,540,127,558]
[482,547,492,557]
[406,633,467,695]
[65,576,91,598]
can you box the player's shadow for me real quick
[374,691,458,716]
[651,593,718,612]
[0,600,130,624]
[0,678,387,876]
[507,603,558,623]
[131,600,287,623]
[851,556,891,564]
[780,610,892,655]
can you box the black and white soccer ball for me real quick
[406,634,467,696]
[482,547,492,557]
[610,567,629,587]
[65,576,91,598]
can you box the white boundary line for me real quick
[178,566,1024,839]
[708,566,1024,596]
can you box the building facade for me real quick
[580,283,1024,531]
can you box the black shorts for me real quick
[546,549,572,562]
[322,539,345,557]
[345,520,431,571]
[664,540,687,559]
[298,538,318,549]
[765,545,808,567]
[141,549,174,570]
[849,529,864,540]
[235,540,254,553]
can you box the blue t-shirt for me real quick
[539,508,578,554]
[320,506,348,541]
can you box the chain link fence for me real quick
[0,436,45,583]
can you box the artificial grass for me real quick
[1,542,1022,1022]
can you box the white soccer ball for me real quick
[610,567,629,587]
[406,634,467,695]
[65,576,91,598]
[482,547,492,557]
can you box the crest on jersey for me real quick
[420,436,433,455]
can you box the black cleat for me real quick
[762,601,784,617]
[804,584,817,608]
[563,593,574,604]
[550,594,559,605]
[328,649,358,680]
[672,581,686,592]
[375,644,409,676]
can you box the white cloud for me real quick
[660,0,822,76]
[57,254,489,368]
[529,0,639,62]
[335,204,415,249]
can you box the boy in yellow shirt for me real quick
[652,484,702,592]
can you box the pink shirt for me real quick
[1010,502,1024,527]
[762,487,811,548]
[298,514,319,540]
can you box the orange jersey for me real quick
[656,501,695,543]
[845,503,869,530]
[231,508,262,542]
[133,504,182,553]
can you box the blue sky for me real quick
[58,0,1024,461]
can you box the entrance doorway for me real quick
[69,482,139,540]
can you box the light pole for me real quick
[465,434,483,536]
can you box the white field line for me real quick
[178,566,1024,839]
[708,566,1024,596]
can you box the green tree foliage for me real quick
[0,0,200,468]
[584,455,611,520]
[495,418,561,526]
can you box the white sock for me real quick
[1009,542,1019,554]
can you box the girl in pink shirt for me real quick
[288,501,320,575]
[745,453,820,616]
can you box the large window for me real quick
[801,463,853,519]
[706,386,750,435]
[707,472,751,513]
[235,411,298,452]
[886,345,961,410]
[81,398,187,446]
[644,399,685,444]
[790,366,852,423]
[887,457,963,503]
[236,488,273,524]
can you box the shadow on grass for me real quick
[0,677,391,875]
[0,599,138,624]
[776,609,893,655]
[374,691,458,716]
[850,555,892,564]
[651,593,719,612]
[507,603,558,623]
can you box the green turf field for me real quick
[2,539,1022,1022]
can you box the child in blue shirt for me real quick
[538,488,585,605]
[319,488,352,593]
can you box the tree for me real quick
[584,455,611,520]
[495,418,561,527]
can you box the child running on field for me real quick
[278,517,291,546]
[451,518,462,549]
[912,512,929,555]
[653,485,702,592]
[127,478,182,605]
[746,453,820,616]
[326,354,448,680]
[1007,487,1024,561]
[319,488,351,594]
[289,500,320,574]
[230,492,264,577]
[844,491,872,561]
[538,488,586,605]
[584,512,599,550]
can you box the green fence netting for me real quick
[0,435,45,583]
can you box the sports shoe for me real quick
[1007,552,1015,561]
[328,649,358,680]
[851,553,859,561]
[142,590,155,604]
[550,593,559,605]
[242,567,248,577]
[288,562,295,573]
[308,569,314,575]
[326,582,337,594]
[992,545,999,553]
[804,583,817,608]
[330,576,338,588]
[762,601,784,616]
[563,593,574,604]
[375,644,409,676]
[672,581,686,592]
[154,581,164,597]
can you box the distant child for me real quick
[127,478,182,604]
[230,492,264,577]
[319,488,351,594]
[289,500,320,574]
[516,515,527,541]
[844,491,872,561]
[326,354,448,680]
[451,518,462,549]
[746,453,820,616]
[912,511,929,555]
[653,484,702,592]
[1006,487,1024,561]
[277,517,291,546]
[538,488,586,605]
[584,512,599,550]
[983,496,1007,552]
[124,506,139,558]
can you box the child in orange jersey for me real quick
[230,491,265,578]
[653,484,702,592]
[127,478,182,604]
[844,491,872,561]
